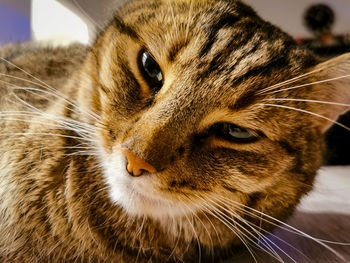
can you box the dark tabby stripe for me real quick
[199,13,240,58]
[231,89,261,111]
[209,31,258,73]
[122,2,161,17]
[233,56,289,87]
[168,39,190,62]
[223,185,238,193]
[112,16,140,40]
[277,140,298,156]
[246,192,264,209]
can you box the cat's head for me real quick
[77,0,350,239]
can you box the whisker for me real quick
[0,72,51,89]
[4,91,98,137]
[1,111,96,133]
[1,132,97,143]
[66,151,99,156]
[203,195,286,262]
[180,198,215,257]
[0,115,95,134]
[0,57,50,88]
[185,0,194,41]
[257,65,332,95]
[209,194,307,262]
[8,84,99,122]
[0,58,100,120]
[0,111,97,143]
[259,103,350,131]
[266,74,350,95]
[193,194,264,262]
[215,194,347,261]
[190,201,221,244]
[266,98,350,107]
[166,218,182,262]
[64,146,96,150]
[182,211,202,263]
[167,0,178,38]
[201,202,260,262]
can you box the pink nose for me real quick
[122,148,156,176]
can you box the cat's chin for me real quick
[98,147,196,219]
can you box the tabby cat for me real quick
[0,0,349,262]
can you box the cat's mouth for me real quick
[100,147,197,218]
[114,176,197,218]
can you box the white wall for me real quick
[31,0,89,45]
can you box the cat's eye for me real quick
[211,123,259,143]
[138,51,163,91]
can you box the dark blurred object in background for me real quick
[324,113,350,165]
[298,3,350,57]
[298,3,350,165]
[304,4,335,36]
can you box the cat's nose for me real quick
[121,148,157,176]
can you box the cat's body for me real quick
[0,0,349,262]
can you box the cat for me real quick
[0,0,349,262]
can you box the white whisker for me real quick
[185,0,194,41]
[194,194,261,262]
[260,103,350,131]
[204,195,286,262]
[181,200,214,257]
[0,115,95,135]
[218,194,350,246]
[0,57,100,121]
[266,98,350,107]
[216,194,347,261]
[66,151,99,156]
[266,74,350,95]
[210,194,308,262]
[167,0,178,38]
[1,132,97,143]
[9,85,99,121]
[257,66,328,95]
[182,210,201,263]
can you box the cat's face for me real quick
[83,0,349,228]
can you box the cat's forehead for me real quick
[120,0,259,43]
[117,0,314,75]
[107,0,318,128]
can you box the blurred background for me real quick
[1,0,350,46]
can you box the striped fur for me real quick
[0,0,349,262]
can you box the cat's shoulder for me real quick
[0,42,89,112]
[0,42,88,79]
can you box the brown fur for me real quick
[0,0,349,262]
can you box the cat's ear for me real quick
[308,53,350,132]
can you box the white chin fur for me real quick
[98,145,194,219]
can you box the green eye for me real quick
[138,51,163,91]
[211,123,259,143]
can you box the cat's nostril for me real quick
[122,148,157,177]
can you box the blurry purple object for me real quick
[0,5,30,45]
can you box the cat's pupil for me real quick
[213,123,258,143]
[140,51,163,89]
